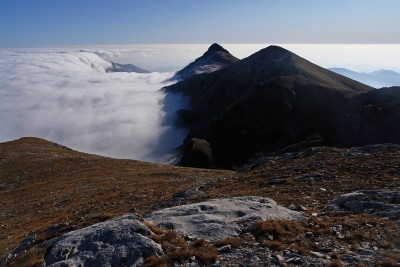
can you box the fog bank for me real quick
[0,50,188,163]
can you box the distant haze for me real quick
[4,44,397,73]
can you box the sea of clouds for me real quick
[0,50,189,163]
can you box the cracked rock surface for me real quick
[44,214,162,267]
[146,196,306,241]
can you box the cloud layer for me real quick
[0,50,188,163]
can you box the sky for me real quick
[1,0,400,46]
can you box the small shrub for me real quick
[288,243,310,255]
[144,229,218,266]
[375,258,398,267]
[192,238,207,248]
[330,252,339,259]
[143,221,167,235]
[350,241,359,252]
[329,259,344,267]
[378,240,392,249]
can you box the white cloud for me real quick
[0,50,188,163]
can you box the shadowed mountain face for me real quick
[168,46,371,122]
[173,43,239,81]
[164,45,400,168]
[335,86,400,146]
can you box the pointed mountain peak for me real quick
[205,43,228,54]
[173,43,239,81]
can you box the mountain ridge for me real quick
[165,45,383,167]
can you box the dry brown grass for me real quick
[355,262,366,267]
[1,137,400,264]
[375,258,399,267]
[4,246,49,267]
[249,215,399,256]
[144,225,218,266]
[207,146,400,211]
[381,253,400,263]
[329,259,344,267]
[214,237,243,249]
[0,137,233,258]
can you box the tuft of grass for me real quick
[214,237,242,249]
[5,246,49,267]
[251,219,304,240]
[355,262,366,267]
[247,215,399,258]
[350,240,359,252]
[378,240,392,249]
[144,226,218,266]
[375,258,398,267]
[288,243,310,255]
[329,259,344,267]
[261,240,285,250]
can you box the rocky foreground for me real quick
[1,138,399,266]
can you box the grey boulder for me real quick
[44,214,163,267]
[146,196,307,241]
[323,190,400,219]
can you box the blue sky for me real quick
[1,0,399,46]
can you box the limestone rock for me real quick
[323,190,400,219]
[146,196,307,241]
[44,214,163,267]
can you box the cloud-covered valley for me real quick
[0,50,188,163]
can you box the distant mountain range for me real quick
[108,62,150,73]
[165,44,400,168]
[329,68,400,88]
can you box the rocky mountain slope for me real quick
[1,138,399,266]
[108,62,150,73]
[172,43,239,81]
[166,45,400,168]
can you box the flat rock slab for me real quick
[146,196,307,241]
[44,214,163,267]
[324,190,400,220]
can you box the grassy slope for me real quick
[0,137,233,257]
[1,137,400,262]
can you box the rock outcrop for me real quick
[178,138,214,168]
[146,196,307,241]
[324,190,400,220]
[43,214,162,267]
